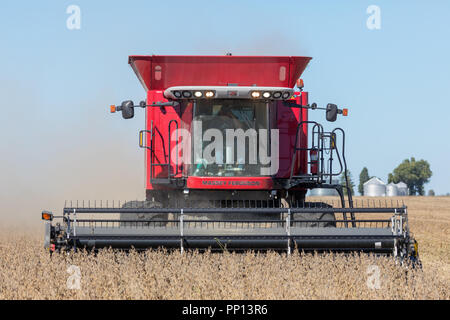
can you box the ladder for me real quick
[139,120,179,185]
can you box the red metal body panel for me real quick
[134,56,312,191]
[129,55,311,91]
[274,92,308,179]
[145,90,181,190]
[300,92,309,175]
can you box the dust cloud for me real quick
[191,32,310,57]
[0,80,144,229]
[1,38,309,230]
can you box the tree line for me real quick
[339,157,432,196]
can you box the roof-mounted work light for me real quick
[251,91,261,98]
[182,91,192,98]
[273,91,282,99]
[282,91,291,99]
[163,86,294,100]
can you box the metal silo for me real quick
[308,179,340,196]
[396,182,409,196]
[363,177,386,197]
[386,183,398,197]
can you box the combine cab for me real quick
[42,55,420,263]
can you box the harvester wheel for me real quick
[120,200,166,227]
[292,202,336,227]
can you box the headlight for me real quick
[282,91,291,99]
[173,91,182,98]
[182,91,192,98]
[251,91,261,98]
[273,91,282,99]
[194,91,203,98]
[205,91,215,98]
[263,92,271,98]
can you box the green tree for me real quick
[388,173,394,184]
[358,167,370,195]
[388,157,432,195]
[428,190,435,196]
[340,170,355,196]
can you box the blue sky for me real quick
[1,0,449,220]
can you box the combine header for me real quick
[42,55,419,263]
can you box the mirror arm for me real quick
[140,101,180,108]
[283,101,347,122]
[115,101,179,111]
[282,101,326,111]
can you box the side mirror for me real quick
[121,100,135,119]
[326,103,338,122]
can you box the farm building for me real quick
[364,177,386,197]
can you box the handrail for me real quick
[142,119,179,184]
[168,120,179,177]
[289,121,324,183]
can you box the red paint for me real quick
[129,55,312,191]
[145,90,182,190]
[300,92,309,175]
[129,55,312,91]
[275,100,300,178]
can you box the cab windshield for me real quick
[191,99,270,177]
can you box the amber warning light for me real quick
[110,105,116,113]
[41,211,53,221]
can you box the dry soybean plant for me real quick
[0,196,449,300]
[0,237,448,300]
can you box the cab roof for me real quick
[128,55,312,91]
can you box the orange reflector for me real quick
[42,212,53,221]
[110,105,116,113]
[342,108,348,116]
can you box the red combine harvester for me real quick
[42,55,419,262]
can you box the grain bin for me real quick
[396,182,409,196]
[386,183,398,197]
[308,179,340,196]
[363,177,386,197]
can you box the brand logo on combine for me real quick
[171,121,279,175]
[201,180,260,186]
